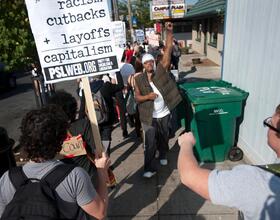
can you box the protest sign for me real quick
[25,0,119,84]
[147,33,159,47]
[135,29,145,43]
[57,134,87,159]
[112,21,126,48]
[112,21,126,64]
[145,28,156,36]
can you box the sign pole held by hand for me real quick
[81,77,104,156]
[82,76,117,187]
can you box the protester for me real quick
[0,127,16,178]
[130,45,145,69]
[127,72,142,139]
[119,62,135,87]
[31,63,55,107]
[177,104,280,220]
[110,63,135,138]
[99,73,124,155]
[0,105,110,219]
[124,43,134,63]
[134,22,182,178]
[78,73,124,156]
[48,91,99,186]
[171,39,181,70]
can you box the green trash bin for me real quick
[179,80,249,162]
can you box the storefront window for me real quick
[174,22,192,33]
[196,22,202,42]
[209,18,218,47]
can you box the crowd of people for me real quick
[0,22,279,220]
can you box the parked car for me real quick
[0,71,17,92]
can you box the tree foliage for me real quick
[0,0,37,71]
[118,0,154,29]
[132,0,153,28]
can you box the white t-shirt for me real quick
[149,82,170,118]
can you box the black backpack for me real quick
[1,164,76,220]
[90,79,109,124]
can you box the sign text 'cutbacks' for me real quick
[25,0,119,83]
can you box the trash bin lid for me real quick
[186,86,247,105]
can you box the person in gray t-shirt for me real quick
[177,104,280,220]
[0,105,110,220]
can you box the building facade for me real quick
[222,0,280,164]
[186,0,225,65]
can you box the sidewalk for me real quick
[178,53,221,80]
[108,125,242,220]
[107,54,243,219]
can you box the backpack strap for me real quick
[9,166,29,190]
[255,163,280,177]
[43,164,76,190]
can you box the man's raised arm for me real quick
[161,22,174,69]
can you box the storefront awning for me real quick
[185,0,226,18]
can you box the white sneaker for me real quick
[143,171,156,178]
[160,159,168,166]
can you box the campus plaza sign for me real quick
[151,3,186,20]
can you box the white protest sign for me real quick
[147,33,159,47]
[25,0,119,83]
[112,21,126,64]
[112,21,126,48]
[145,28,155,36]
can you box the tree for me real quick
[118,0,153,29]
[132,0,153,28]
[118,1,129,22]
[0,0,37,71]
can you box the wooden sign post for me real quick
[82,77,117,187]
[81,77,104,156]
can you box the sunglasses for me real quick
[263,117,280,133]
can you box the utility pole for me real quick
[127,0,135,42]
[111,0,119,21]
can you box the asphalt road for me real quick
[0,73,78,142]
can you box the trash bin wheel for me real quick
[228,147,243,162]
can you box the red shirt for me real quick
[125,49,134,63]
